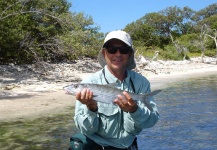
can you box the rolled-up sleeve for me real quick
[74,101,99,135]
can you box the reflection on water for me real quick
[138,75,217,150]
[0,76,216,149]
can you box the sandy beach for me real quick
[0,57,217,122]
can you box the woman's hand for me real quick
[114,91,138,113]
[76,88,98,112]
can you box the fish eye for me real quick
[74,84,78,88]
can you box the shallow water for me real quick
[0,109,78,150]
[137,75,217,150]
[0,75,216,150]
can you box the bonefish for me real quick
[64,83,161,111]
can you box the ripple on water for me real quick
[138,75,217,150]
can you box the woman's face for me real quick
[103,39,131,72]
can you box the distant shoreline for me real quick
[147,65,217,90]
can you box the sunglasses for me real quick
[106,46,131,54]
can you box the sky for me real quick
[68,0,216,33]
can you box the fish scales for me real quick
[64,83,161,111]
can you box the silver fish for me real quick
[64,83,161,111]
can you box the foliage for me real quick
[125,3,217,60]
[161,45,186,60]
[0,1,216,64]
[0,0,103,64]
[205,49,216,57]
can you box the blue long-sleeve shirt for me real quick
[74,65,159,148]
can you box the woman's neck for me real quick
[107,66,127,81]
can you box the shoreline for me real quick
[147,65,217,90]
[0,60,217,122]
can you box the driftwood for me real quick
[169,33,188,60]
[204,27,217,64]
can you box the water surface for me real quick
[138,75,217,150]
[0,75,216,150]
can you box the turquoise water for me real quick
[138,75,217,150]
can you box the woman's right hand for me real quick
[76,88,98,112]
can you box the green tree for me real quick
[125,19,160,47]
[0,0,103,64]
[193,3,217,22]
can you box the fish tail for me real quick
[145,89,162,97]
[133,90,162,111]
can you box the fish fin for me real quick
[105,83,117,87]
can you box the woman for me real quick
[71,30,159,150]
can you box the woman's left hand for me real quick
[114,91,138,113]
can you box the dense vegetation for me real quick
[0,1,217,64]
[0,0,104,64]
[124,4,217,61]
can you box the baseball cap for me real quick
[98,30,136,70]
